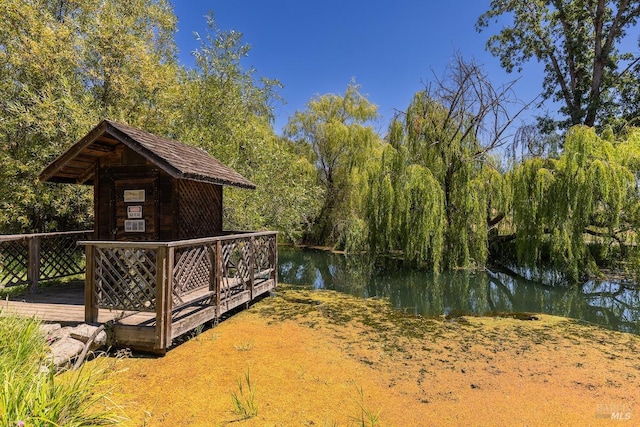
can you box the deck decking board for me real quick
[1,278,276,350]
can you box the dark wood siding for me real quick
[95,167,113,240]
[158,173,176,241]
[114,174,158,241]
[91,143,225,242]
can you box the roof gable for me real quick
[39,120,256,189]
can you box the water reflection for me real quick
[278,247,640,335]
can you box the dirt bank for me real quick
[103,286,640,426]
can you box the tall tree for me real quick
[79,0,179,128]
[364,57,519,268]
[0,0,179,232]
[361,143,446,269]
[476,0,640,128]
[285,82,379,244]
[170,14,321,241]
[510,125,639,281]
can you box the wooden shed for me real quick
[31,120,277,353]
[39,119,256,241]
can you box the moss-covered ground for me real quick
[102,286,640,426]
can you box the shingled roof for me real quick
[39,120,256,189]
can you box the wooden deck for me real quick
[2,275,276,351]
[2,281,97,323]
[0,281,138,324]
[1,231,278,354]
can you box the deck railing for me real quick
[0,231,92,292]
[80,231,278,351]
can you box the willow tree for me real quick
[360,58,519,269]
[285,82,379,244]
[510,126,638,281]
[361,143,446,269]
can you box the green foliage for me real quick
[354,385,380,427]
[221,123,323,242]
[169,15,322,240]
[231,369,258,419]
[0,0,178,233]
[285,81,380,244]
[363,144,445,269]
[477,0,640,128]
[3,2,640,283]
[0,315,120,426]
[511,126,638,280]
[369,91,506,269]
[347,55,520,270]
[0,6,320,240]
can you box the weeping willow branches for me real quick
[511,126,638,281]
[362,145,446,269]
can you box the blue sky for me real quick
[171,1,545,136]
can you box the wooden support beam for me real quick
[249,236,255,304]
[84,244,98,323]
[154,246,167,351]
[215,241,222,318]
[27,236,41,294]
[76,166,95,185]
[164,246,174,347]
[270,234,278,286]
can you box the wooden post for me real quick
[27,236,41,294]
[248,236,255,303]
[84,244,98,323]
[164,246,174,347]
[274,233,278,287]
[270,233,278,287]
[155,246,168,351]
[215,240,222,317]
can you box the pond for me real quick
[277,247,640,335]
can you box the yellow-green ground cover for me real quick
[101,287,640,426]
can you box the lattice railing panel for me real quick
[221,239,251,298]
[94,247,157,311]
[173,245,211,305]
[0,231,91,288]
[40,232,90,281]
[253,235,276,279]
[0,239,29,286]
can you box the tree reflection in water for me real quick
[278,247,640,334]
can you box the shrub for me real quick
[0,314,121,426]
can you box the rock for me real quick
[46,326,74,343]
[69,324,107,349]
[49,336,85,367]
[40,322,108,369]
[39,323,61,336]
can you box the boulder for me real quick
[39,323,61,336]
[49,336,85,367]
[69,324,107,349]
[40,323,108,369]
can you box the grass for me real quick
[233,338,254,351]
[354,386,381,427]
[191,324,205,341]
[0,313,121,426]
[231,369,258,420]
